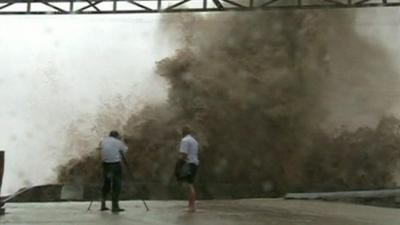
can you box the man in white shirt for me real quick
[178,126,199,212]
[100,130,128,213]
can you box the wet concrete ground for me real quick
[1,199,399,225]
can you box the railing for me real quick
[0,0,399,15]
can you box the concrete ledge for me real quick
[60,184,84,201]
[2,184,62,203]
[3,182,275,203]
[285,188,400,200]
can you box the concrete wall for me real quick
[0,151,4,215]
[0,151,3,196]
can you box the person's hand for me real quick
[122,135,130,144]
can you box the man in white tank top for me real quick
[179,126,199,212]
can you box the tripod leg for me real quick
[120,152,150,211]
[87,200,93,211]
[142,199,149,211]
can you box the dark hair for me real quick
[181,126,191,136]
[109,130,120,138]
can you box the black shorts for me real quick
[184,163,198,184]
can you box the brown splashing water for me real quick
[57,10,400,194]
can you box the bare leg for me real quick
[188,184,196,212]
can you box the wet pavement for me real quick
[1,198,399,225]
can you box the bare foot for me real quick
[186,207,196,213]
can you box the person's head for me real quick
[181,126,191,137]
[109,130,120,139]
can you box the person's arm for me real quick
[119,141,128,155]
[179,140,189,161]
[180,152,187,160]
[118,141,129,170]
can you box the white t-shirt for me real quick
[100,136,128,163]
[179,135,199,165]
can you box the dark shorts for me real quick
[184,163,198,184]
[175,160,199,184]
